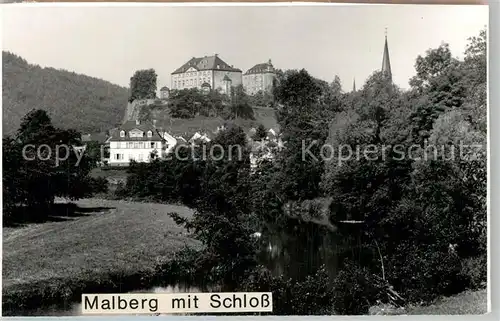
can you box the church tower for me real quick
[381,29,392,81]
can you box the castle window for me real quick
[120,130,125,138]
[147,130,152,138]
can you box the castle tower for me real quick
[381,29,392,81]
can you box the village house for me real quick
[171,54,242,94]
[107,120,177,166]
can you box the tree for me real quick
[408,43,470,144]
[4,109,95,222]
[227,85,254,120]
[273,69,329,201]
[253,124,267,141]
[320,30,487,304]
[129,69,158,102]
[169,125,257,288]
[3,136,24,220]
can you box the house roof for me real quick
[244,60,275,75]
[108,120,164,142]
[172,55,242,74]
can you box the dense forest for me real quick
[2,51,128,135]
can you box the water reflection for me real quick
[258,219,341,281]
[15,217,353,316]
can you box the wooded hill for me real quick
[2,51,128,135]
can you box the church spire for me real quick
[352,78,356,92]
[381,28,392,81]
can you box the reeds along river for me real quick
[12,218,362,316]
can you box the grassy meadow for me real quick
[2,198,199,313]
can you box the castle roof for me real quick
[172,55,242,74]
[245,60,275,75]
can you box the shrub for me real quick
[332,261,383,315]
[240,265,335,315]
[459,255,487,289]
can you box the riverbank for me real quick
[406,288,488,315]
[2,198,200,315]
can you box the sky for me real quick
[2,4,488,92]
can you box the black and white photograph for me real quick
[1,3,489,316]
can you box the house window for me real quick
[147,131,152,138]
[115,154,120,160]
[120,131,125,137]
[151,142,155,148]
[134,142,139,149]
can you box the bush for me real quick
[89,177,109,195]
[387,246,468,303]
[332,261,383,315]
[240,265,335,315]
[459,255,487,289]
[156,247,202,283]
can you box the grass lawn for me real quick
[406,289,488,315]
[3,197,199,308]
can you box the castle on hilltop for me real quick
[161,32,392,97]
[168,54,277,96]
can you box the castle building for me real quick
[171,54,242,94]
[242,59,276,95]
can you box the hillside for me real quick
[2,51,128,135]
[124,99,279,138]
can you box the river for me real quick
[12,218,360,316]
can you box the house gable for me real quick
[129,128,144,138]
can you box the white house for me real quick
[188,132,211,144]
[107,120,177,166]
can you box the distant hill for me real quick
[2,51,128,135]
